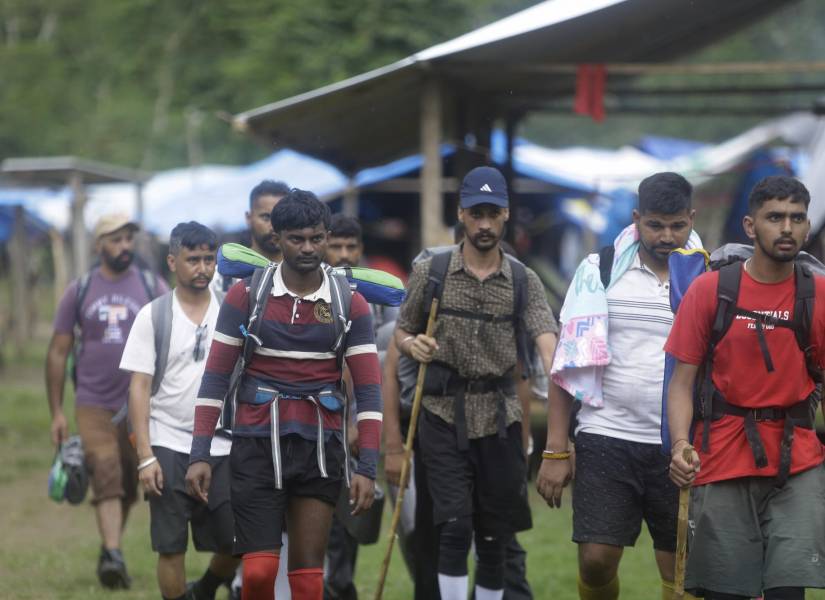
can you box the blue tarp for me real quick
[723,148,798,244]
[635,135,708,160]
[0,203,52,242]
[354,144,455,188]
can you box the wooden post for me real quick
[134,181,154,268]
[49,229,68,309]
[420,78,452,250]
[135,181,145,229]
[9,205,30,354]
[69,172,89,278]
[504,115,518,245]
[343,178,359,218]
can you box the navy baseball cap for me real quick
[459,166,508,209]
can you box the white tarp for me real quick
[513,112,825,229]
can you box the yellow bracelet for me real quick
[542,449,571,460]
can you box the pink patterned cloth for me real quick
[551,224,701,407]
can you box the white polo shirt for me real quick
[576,252,673,444]
[120,289,231,456]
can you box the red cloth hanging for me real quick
[574,64,607,122]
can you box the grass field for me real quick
[3,338,824,599]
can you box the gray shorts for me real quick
[149,446,234,555]
[686,464,825,597]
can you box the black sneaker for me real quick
[97,547,131,589]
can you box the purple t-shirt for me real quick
[54,267,167,412]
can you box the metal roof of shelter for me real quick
[0,156,150,277]
[234,0,794,174]
[0,156,150,186]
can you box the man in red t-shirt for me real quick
[667,175,825,600]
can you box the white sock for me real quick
[438,573,469,600]
[475,584,504,600]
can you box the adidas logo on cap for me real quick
[460,166,508,208]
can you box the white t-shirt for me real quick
[120,289,231,456]
[576,252,673,444]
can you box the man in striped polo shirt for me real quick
[185,190,381,600]
[537,172,697,600]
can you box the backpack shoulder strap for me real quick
[507,256,533,378]
[222,264,277,431]
[423,250,453,316]
[327,268,353,372]
[711,261,743,344]
[243,266,276,362]
[598,245,615,289]
[697,261,743,454]
[508,256,528,314]
[150,291,174,397]
[139,268,160,301]
[74,270,94,326]
[793,262,816,366]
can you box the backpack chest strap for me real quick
[438,306,516,323]
[730,307,796,373]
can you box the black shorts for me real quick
[418,409,531,537]
[572,432,678,551]
[149,446,234,555]
[230,434,345,555]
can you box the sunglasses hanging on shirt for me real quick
[193,324,207,362]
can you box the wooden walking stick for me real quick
[374,298,439,600]
[674,446,694,599]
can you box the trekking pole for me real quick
[374,298,439,600]
[674,446,694,599]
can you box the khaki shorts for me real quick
[76,405,138,506]
[686,465,825,597]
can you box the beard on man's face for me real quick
[467,229,500,252]
[253,231,280,254]
[104,250,134,272]
[640,239,677,264]
[287,252,322,273]
[755,232,800,263]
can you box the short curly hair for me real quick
[270,189,331,233]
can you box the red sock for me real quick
[242,551,278,600]
[288,568,324,600]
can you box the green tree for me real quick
[0,0,532,170]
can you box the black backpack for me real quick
[598,245,615,289]
[695,257,820,486]
[421,249,533,378]
[220,263,353,431]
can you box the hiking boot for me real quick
[97,547,131,589]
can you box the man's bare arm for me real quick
[382,341,404,454]
[382,341,406,486]
[45,332,73,445]
[128,372,165,496]
[668,360,701,487]
[128,372,154,461]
